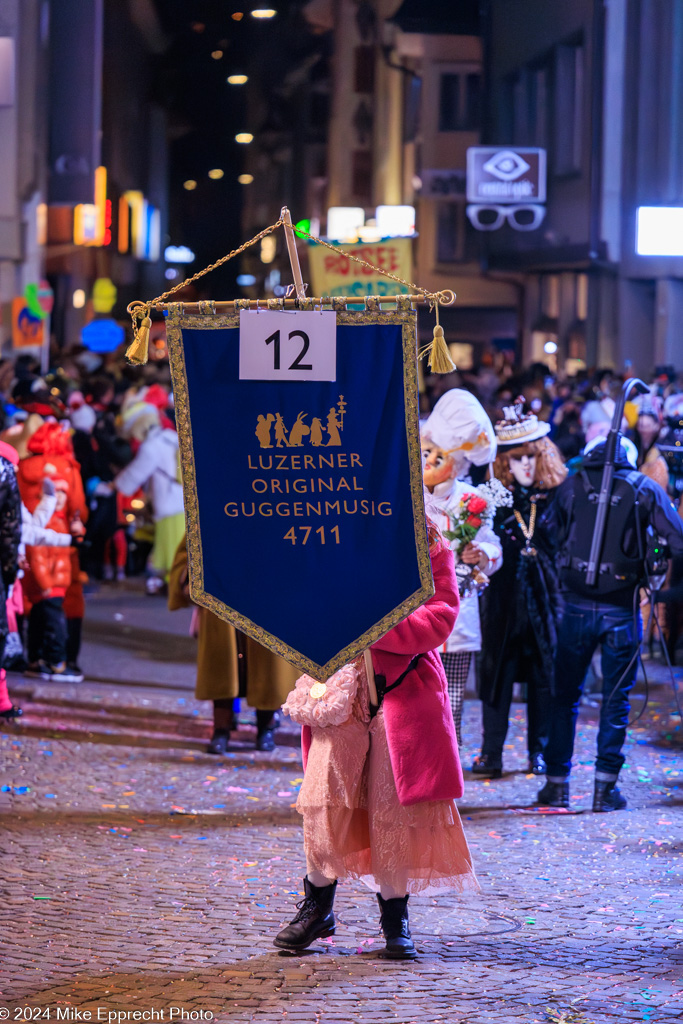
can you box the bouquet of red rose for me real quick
[442,483,511,596]
[442,491,490,556]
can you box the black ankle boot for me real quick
[528,752,546,776]
[0,704,22,721]
[256,710,280,752]
[593,779,627,812]
[471,754,502,779]
[537,780,569,808]
[376,894,417,960]
[274,877,337,950]
[206,730,230,755]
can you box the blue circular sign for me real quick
[81,318,125,353]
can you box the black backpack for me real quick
[560,468,647,597]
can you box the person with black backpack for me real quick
[539,382,683,813]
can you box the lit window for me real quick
[261,236,276,263]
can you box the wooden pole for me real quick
[138,292,454,314]
[363,649,379,708]
[281,206,306,301]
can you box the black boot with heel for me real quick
[376,894,417,960]
[256,709,280,751]
[274,877,337,950]
[207,699,233,755]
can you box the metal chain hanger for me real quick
[126,207,456,371]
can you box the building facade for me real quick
[485,0,683,376]
[0,0,169,359]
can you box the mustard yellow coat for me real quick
[169,540,298,707]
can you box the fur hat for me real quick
[120,398,160,443]
[422,389,497,467]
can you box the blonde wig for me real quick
[493,436,568,492]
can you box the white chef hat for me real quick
[422,388,497,467]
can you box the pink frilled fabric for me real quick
[297,679,478,896]
[283,661,361,728]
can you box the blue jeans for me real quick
[545,594,641,778]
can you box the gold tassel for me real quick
[126,313,151,365]
[427,322,456,374]
[419,299,456,374]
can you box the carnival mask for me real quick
[421,439,470,494]
[420,440,454,492]
[509,454,536,487]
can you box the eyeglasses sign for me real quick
[466,204,547,232]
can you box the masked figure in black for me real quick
[473,401,567,779]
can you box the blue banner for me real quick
[166,309,433,678]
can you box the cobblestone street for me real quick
[1,582,683,1024]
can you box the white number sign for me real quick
[239,310,337,381]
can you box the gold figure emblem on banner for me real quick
[255,396,347,449]
[310,682,327,699]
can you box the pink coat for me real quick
[302,540,463,806]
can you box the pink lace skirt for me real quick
[297,706,479,896]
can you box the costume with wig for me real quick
[17,423,87,678]
[475,405,566,776]
[114,393,184,587]
[420,389,502,744]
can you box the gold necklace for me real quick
[514,501,537,556]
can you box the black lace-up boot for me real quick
[376,894,417,960]
[593,779,627,812]
[274,877,337,950]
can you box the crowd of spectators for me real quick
[424,357,683,501]
[0,347,180,704]
[0,341,680,718]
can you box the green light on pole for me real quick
[294,218,311,239]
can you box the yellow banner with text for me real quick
[307,238,412,299]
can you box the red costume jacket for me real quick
[17,423,87,600]
[303,539,462,807]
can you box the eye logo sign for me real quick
[467,146,547,232]
[482,150,531,182]
[467,147,546,203]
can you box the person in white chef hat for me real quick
[421,390,502,745]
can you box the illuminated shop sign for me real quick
[636,207,683,256]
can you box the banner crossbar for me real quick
[125,207,458,373]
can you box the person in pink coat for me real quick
[275,522,478,959]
